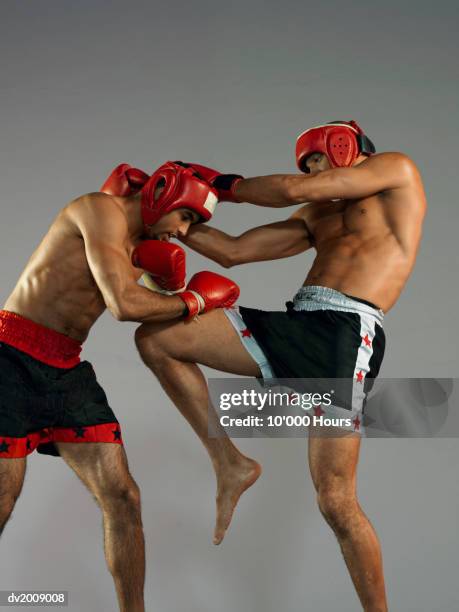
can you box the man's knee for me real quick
[98,480,142,519]
[317,482,358,536]
[135,323,155,352]
[135,323,168,361]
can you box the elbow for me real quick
[110,307,129,322]
[108,299,132,322]
[218,239,240,268]
[113,310,132,322]
[220,253,236,269]
[223,243,245,268]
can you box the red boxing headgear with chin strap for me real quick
[140,161,218,229]
[295,120,376,173]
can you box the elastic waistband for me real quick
[0,311,82,369]
[290,286,384,325]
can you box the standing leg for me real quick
[55,442,145,612]
[308,431,388,612]
[135,309,262,544]
[0,458,27,537]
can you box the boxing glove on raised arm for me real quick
[174,162,243,203]
[132,240,186,294]
[100,164,150,196]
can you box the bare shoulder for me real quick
[66,192,124,216]
[363,151,420,175]
[357,151,423,192]
[65,192,128,238]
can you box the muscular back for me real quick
[4,195,140,342]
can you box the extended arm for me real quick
[234,153,416,206]
[180,208,313,268]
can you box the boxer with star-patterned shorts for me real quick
[224,285,386,435]
[0,311,123,458]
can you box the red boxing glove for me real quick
[179,271,240,320]
[132,240,186,293]
[100,164,150,196]
[174,162,243,203]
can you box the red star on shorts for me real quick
[241,328,252,338]
[353,415,361,431]
[314,405,324,417]
[356,370,364,383]
[362,334,372,347]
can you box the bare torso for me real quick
[3,155,427,340]
[299,173,426,312]
[3,198,141,342]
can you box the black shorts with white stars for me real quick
[0,342,123,458]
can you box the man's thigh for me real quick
[136,308,262,377]
[308,430,361,492]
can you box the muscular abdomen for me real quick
[301,189,425,312]
[304,233,415,311]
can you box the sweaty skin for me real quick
[181,152,427,312]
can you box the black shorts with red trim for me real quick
[0,312,122,458]
[224,286,386,431]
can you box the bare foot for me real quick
[213,457,262,545]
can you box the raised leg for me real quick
[308,431,388,612]
[55,442,145,612]
[135,308,262,544]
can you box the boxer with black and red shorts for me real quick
[0,312,122,458]
[0,161,248,612]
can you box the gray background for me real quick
[1,0,458,610]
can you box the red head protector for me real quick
[140,161,218,229]
[295,120,376,173]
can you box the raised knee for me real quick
[135,323,155,352]
[317,486,357,535]
[135,324,168,360]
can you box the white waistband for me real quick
[292,286,384,325]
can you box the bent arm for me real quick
[180,208,313,267]
[74,195,186,322]
[234,153,416,206]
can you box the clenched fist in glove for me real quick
[179,271,240,320]
[132,240,186,294]
[100,163,150,196]
[174,162,243,203]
